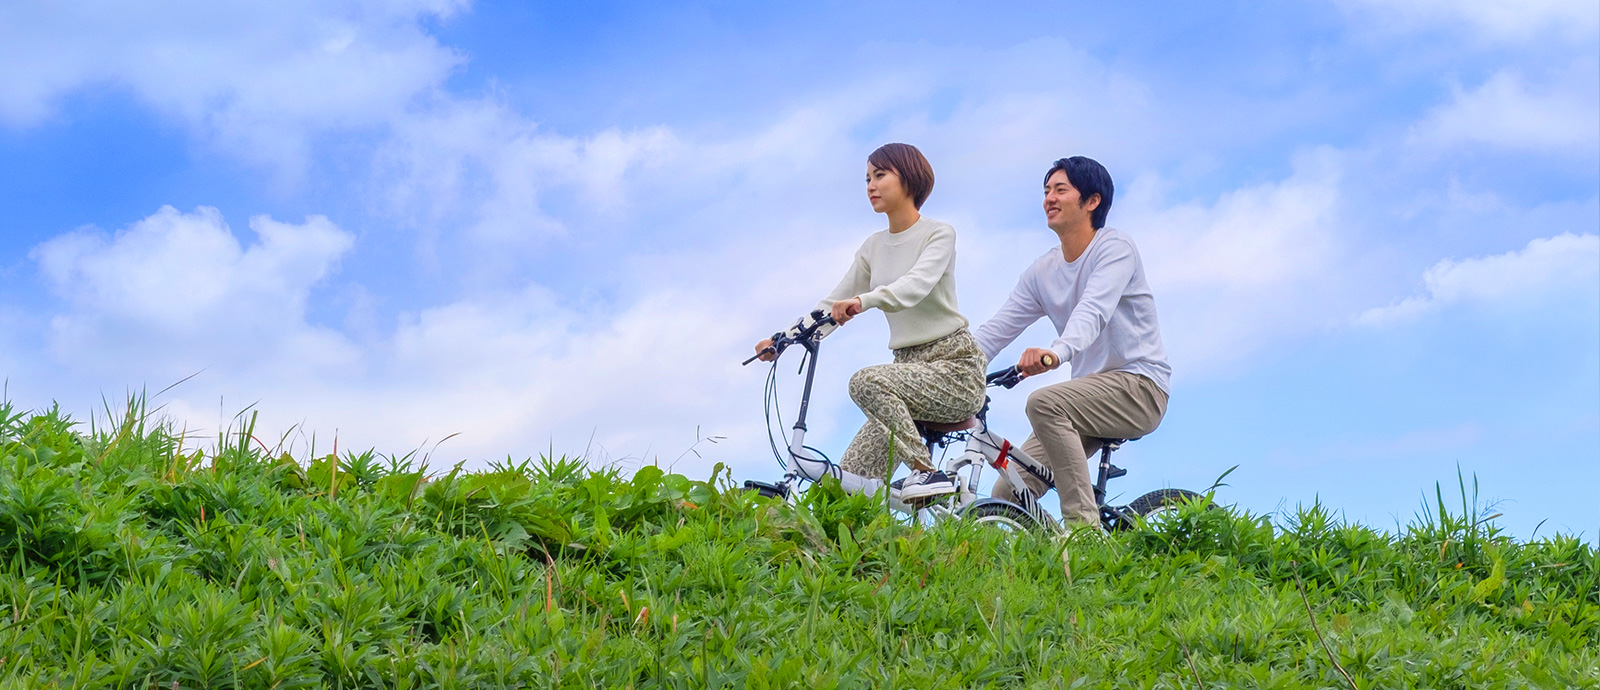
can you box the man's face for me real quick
[1043,170,1096,231]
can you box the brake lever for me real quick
[987,366,1026,389]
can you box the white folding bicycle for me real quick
[742,310,1205,532]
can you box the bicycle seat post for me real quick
[1092,439,1127,507]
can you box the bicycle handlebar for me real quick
[987,367,1025,389]
[985,353,1058,388]
[742,311,838,365]
[744,312,1054,392]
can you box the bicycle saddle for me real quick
[1090,436,1142,447]
[915,417,978,434]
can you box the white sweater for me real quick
[809,216,969,349]
[973,228,1171,394]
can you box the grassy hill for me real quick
[1,401,1595,688]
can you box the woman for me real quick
[754,143,987,500]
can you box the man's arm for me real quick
[1048,237,1136,364]
[973,270,1046,363]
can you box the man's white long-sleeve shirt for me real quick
[973,227,1171,394]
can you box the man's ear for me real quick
[1081,193,1101,212]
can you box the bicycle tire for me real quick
[966,501,1038,532]
[1124,488,1211,520]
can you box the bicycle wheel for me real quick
[1124,488,1211,522]
[966,501,1038,532]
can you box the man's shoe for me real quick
[894,470,959,501]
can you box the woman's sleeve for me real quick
[856,225,954,313]
[814,244,873,313]
[774,242,871,341]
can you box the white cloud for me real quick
[31,206,358,377]
[10,12,1592,483]
[8,36,1354,468]
[1409,66,1600,153]
[1357,232,1600,325]
[18,203,845,474]
[0,0,465,175]
[1115,149,1349,374]
[1338,0,1599,43]
[374,98,681,259]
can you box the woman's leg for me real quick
[846,363,936,473]
[842,330,988,477]
[838,418,893,481]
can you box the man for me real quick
[973,156,1171,528]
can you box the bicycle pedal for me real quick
[742,480,789,499]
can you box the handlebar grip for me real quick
[742,346,776,365]
[1042,353,1056,367]
[744,314,835,367]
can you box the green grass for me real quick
[0,399,1595,688]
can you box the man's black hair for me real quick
[1044,156,1114,229]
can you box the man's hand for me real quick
[1017,347,1060,376]
[754,338,777,362]
[830,297,864,325]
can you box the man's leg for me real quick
[1024,371,1168,526]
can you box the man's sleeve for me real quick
[1049,239,1135,364]
[973,268,1045,363]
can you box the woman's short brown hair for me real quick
[867,143,935,209]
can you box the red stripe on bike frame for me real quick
[993,439,1011,470]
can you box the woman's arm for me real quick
[815,247,872,314]
[763,244,871,342]
[856,225,955,313]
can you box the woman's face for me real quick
[866,163,909,214]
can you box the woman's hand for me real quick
[754,338,777,362]
[830,297,864,325]
[1017,347,1060,376]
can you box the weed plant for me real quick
[0,400,1595,688]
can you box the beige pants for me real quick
[838,329,987,481]
[990,370,1168,526]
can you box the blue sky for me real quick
[1,0,1595,539]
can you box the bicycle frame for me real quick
[939,415,1143,532]
[748,312,911,512]
[936,414,1060,530]
[746,310,1138,531]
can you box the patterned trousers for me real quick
[838,328,988,481]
